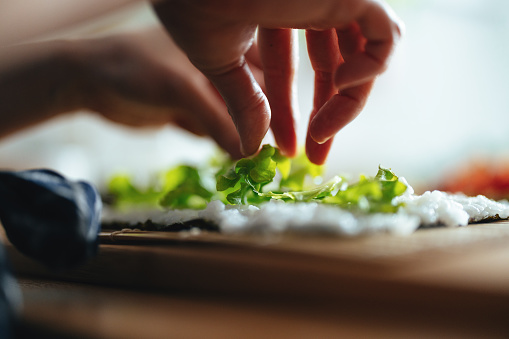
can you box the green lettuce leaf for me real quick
[159,165,213,209]
[280,150,323,191]
[108,165,214,210]
[323,166,407,213]
[107,174,164,208]
[259,176,343,202]
[107,145,408,214]
[216,144,284,204]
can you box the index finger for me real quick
[258,28,298,157]
[304,28,340,165]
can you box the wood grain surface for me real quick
[4,221,509,338]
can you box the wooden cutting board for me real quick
[5,221,509,297]
[4,221,509,337]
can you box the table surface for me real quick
[6,221,509,338]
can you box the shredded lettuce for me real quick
[106,145,408,213]
[322,167,407,213]
[216,145,284,204]
[159,165,213,209]
[258,176,343,202]
[107,165,214,210]
[107,174,163,208]
[279,151,323,191]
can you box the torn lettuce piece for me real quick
[108,165,215,210]
[216,148,406,213]
[216,144,285,205]
[108,174,163,207]
[279,150,324,191]
[323,167,407,213]
[215,144,327,205]
[159,165,213,209]
[259,176,343,202]
[107,144,408,214]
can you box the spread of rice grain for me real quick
[102,178,509,237]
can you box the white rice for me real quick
[395,177,509,227]
[101,179,509,237]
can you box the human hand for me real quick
[75,28,265,158]
[153,0,402,164]
[0,27,269,158]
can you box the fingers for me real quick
[309,22,375,145]
[305,133,333,166]
[153,3,269,157]
[246,61,266,94]
[307,24,375,146]
[258,28,298,157]
[334,2,401,90]
[206,56,265,103]
[152,0,402,162]
[306,20,380,163]
[245,40,266,91]
[245,41,263,70]
[305,29,341,164]
[202,59,270,157]
[335,23,365,62]
[309,81,373,144]
[176,79,243,159]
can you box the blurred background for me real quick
[1,0,509,193]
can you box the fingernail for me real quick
[312,136,330,145]
[309,120,330,145]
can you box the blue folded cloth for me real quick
[0,169,102,337]
[0,240,22,339]
[0,169,102,269]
